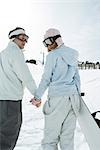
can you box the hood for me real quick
[56,45,79,66]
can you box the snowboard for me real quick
[77,97,100,150]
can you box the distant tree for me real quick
[96,62,100,69]
[75,61,100,70]
[85,61,89,69]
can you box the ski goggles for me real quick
[16,34,29,43]
[43,34,61,47]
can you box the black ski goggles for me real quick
[43,34,61,47]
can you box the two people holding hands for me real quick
[0,27,81,150]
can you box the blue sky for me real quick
[0,0,100,62]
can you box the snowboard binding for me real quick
[91,111,100,128]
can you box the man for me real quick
[0,27,40,150]
[31,28,81,150]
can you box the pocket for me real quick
[43,101,49,115]
[43,97,61,115]
[70,95,81,115]
[7,101,22,116]
[74,95,81,112]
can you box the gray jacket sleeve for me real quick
[11,48,37,96]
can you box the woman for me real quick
[31,28,81,150]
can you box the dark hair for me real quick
[8,27,25,39]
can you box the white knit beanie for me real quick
[44,28,63,47]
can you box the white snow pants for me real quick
[41,94,81,150]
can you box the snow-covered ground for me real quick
[14,64,100,150]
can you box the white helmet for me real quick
[43,28,63,47]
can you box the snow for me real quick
[14,64,100,150]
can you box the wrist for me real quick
[34,97,41,101]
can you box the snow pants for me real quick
[42,95,80,150]
[0,100,22,150]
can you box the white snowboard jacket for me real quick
[0,41,37,100]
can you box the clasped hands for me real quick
[30,98,41,107]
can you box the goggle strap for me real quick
[43,34,61,47]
